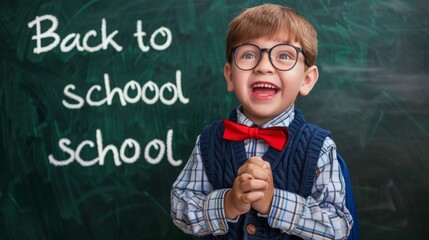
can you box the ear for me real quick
[224,63,234,92]
[299,65,319,96]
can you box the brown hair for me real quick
[226,4,318,66]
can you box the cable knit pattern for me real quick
[199,108,329,239]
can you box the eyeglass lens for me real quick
[234,44,299,71]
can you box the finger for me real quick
[241,191,264,203]
[246,167,270,181]
[236,173,255,183]
[239,157,271,173]
[249,158,271,171]
[237,161,261,175]
[261,161,271,170]
[239,179,268,192]
[238,161,267,176]
[246,156,265,166]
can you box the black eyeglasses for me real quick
[230,43,310,71]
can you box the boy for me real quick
[171,4,353,239]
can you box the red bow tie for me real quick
[222,119,289,151]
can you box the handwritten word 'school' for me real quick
[27,15,172,54]
[49,129,182,167]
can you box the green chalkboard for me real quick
[1,0,428,239]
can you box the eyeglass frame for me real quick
[229,43,311,71]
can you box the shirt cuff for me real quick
[268,188,304,233]
[204,188,230,235]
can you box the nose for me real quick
[254,50,275,73]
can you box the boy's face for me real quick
[224,34,319,125]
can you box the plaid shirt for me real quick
[171,105,353,239]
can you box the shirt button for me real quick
[246,223,256,235]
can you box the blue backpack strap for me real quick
[337,153,359,240]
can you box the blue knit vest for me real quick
[199,108,330,239]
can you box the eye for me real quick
[277,52,294,60]
[236,45,259,61]
[242,52,257,60]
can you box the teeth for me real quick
[252,83,277,89]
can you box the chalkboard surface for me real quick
[1,0,428,239]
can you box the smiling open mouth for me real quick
[251,83,279,97]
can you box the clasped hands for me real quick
[224,156,274,220]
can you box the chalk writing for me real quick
[48,129,182,167]
[27,15,173,54]
[28,14,123,53]
[134,20,172,52]
[62,71,189,108]
[28,14,186,167]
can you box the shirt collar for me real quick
[236,105,295,128]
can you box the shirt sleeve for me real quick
[267,137,354,240]
[170,137,230,236]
